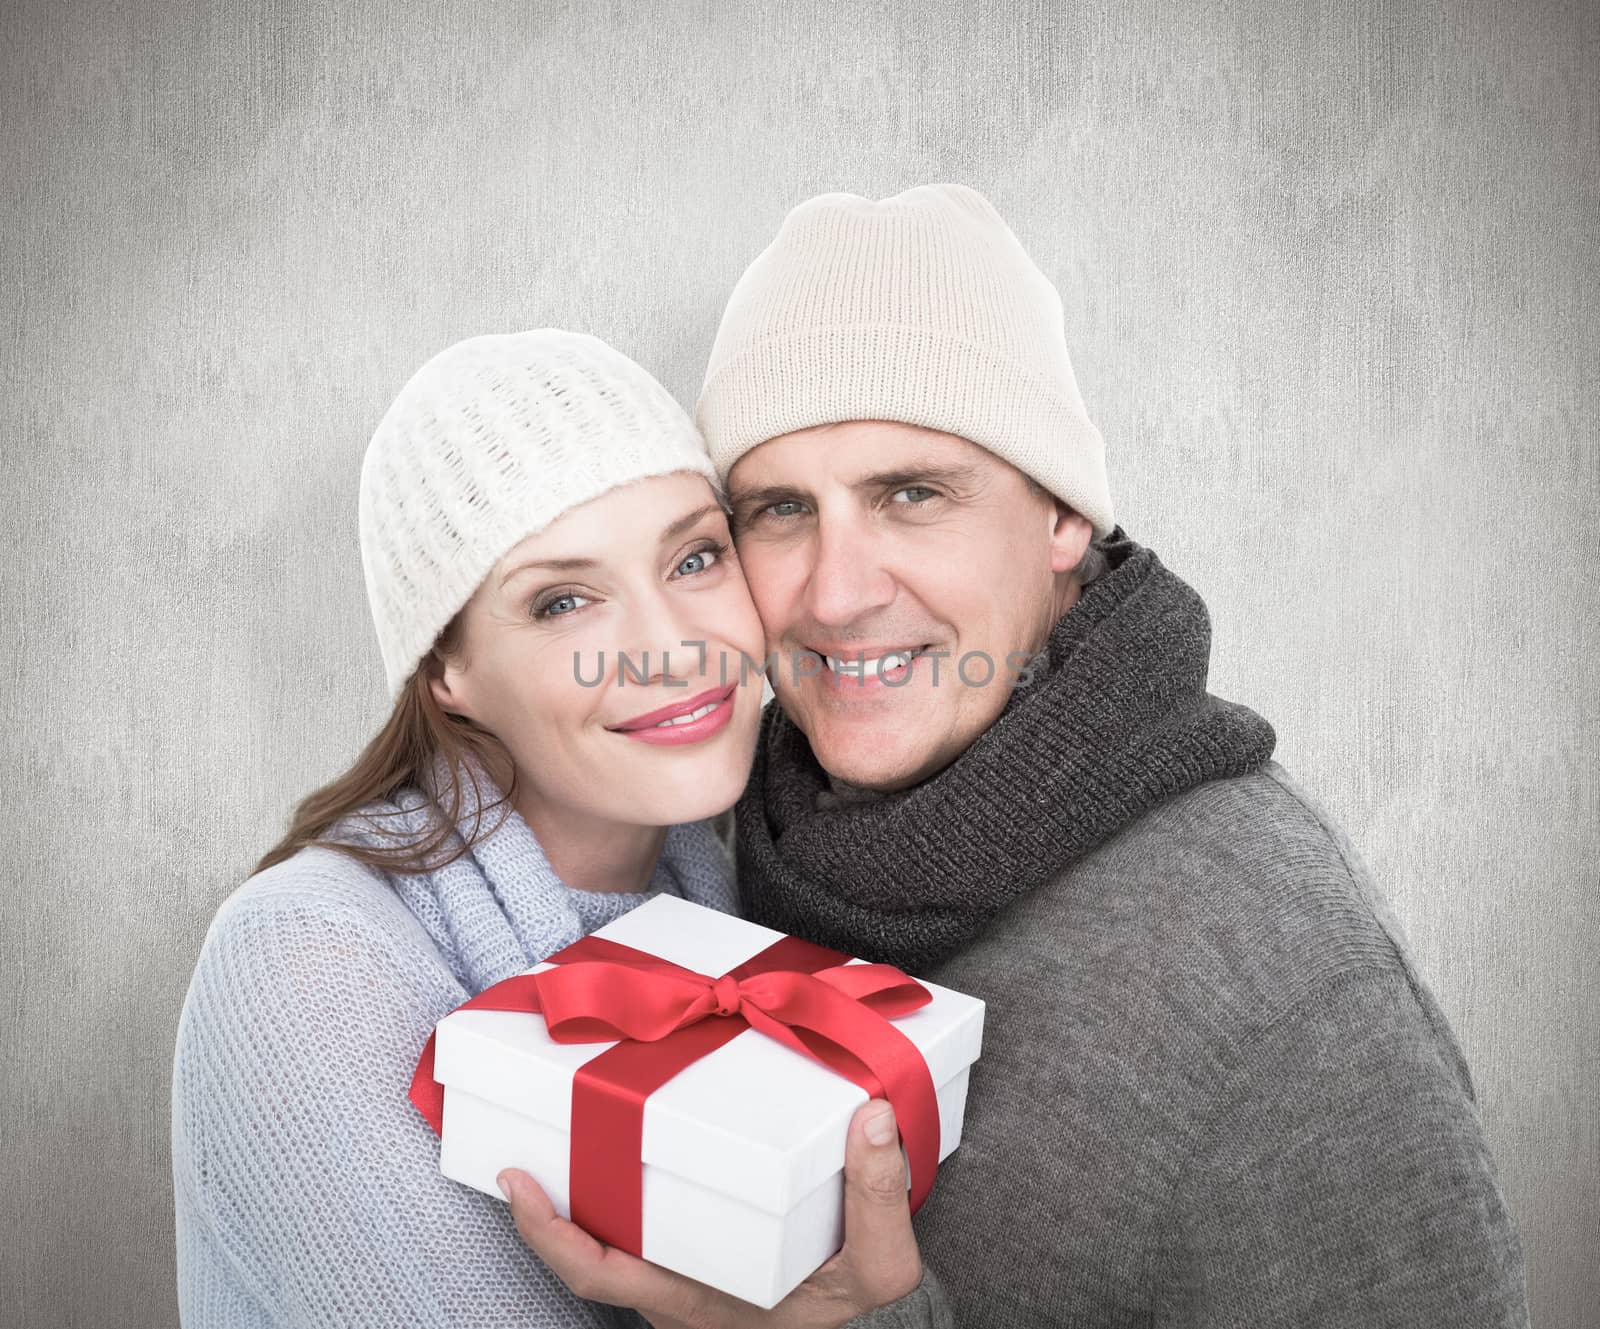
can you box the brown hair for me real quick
[252,610,519,878]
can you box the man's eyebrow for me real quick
[727,483,809,511]
[729,464,981,513]
[855,462,982,491]
[498,504,722,589]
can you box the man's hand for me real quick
[499,1099,923,1329]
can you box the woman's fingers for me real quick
[498,1107,922,1329]
[498,1168,656,1306]
[497,1167,740,1325]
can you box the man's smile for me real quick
[798,642,935,690]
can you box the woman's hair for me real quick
[252,610,518,878]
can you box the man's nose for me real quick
[804,516,895,627]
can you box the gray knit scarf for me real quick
[330,749,740,994]
[733,532,1277,972]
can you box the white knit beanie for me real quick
[696,184,1114,536]
[359,330,719,699]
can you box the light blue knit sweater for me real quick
[170,760,738,1327]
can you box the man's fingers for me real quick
[845,1102,912,1211]
[839,1102,922,1302]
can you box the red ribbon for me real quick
[410,931,942,1255]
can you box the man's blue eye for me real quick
[767,501,805,518]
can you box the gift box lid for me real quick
[433,894,986,1216]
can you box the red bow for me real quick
[410,931,942,1256]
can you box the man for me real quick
[504,185,1530,1327]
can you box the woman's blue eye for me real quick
[536,593,588,619]
[675,546,721,577]
[893,486,937,504]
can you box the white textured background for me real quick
[3,0,1595,1325]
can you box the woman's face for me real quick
[429,471,766,831]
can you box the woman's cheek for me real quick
[535,623,609,693]
[712,579,768,664]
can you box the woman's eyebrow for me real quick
[498,504,721,589]
[658,503,721,543]
[498,555,598,588]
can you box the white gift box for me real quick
[432,894,986,1308]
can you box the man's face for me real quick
[727,421,1092,791]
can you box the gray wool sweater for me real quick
[727,536,1527,1327]
[850,760,1529,1327]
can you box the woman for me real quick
[169,330,770,1326]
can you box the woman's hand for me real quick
[499,1099,923,1329]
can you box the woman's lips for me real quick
[607,683,739,746]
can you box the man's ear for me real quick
[1046,499,1094,575]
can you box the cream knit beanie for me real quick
[696,184,1113,535]
[359,330,719,698]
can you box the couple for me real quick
[171,185,1528,1328]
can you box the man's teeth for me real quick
[824,650,921,679]
[653,700,722,728]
